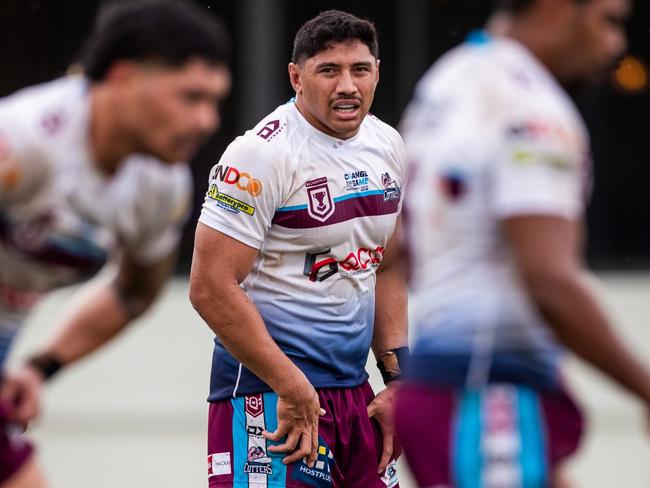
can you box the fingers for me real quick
[283,430,312,465]
[377,430,394,475]
[266,430,299,453]
[305,422,319,467]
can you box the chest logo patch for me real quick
[305,177,335,222]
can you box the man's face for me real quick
[563,0,630,83]
[289,40,379,140]
[123,59,231,163]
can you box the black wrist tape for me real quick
[27,354,64,380]
[377,346,409,385]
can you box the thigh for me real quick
[0,405,34,487]
[394,384,455,488]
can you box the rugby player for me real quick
[0,1,230,486]
[190,10,407,488]
[396,0,648,486]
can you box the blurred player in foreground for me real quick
[0,1,230,486]
[190,10,407,488]
[396,0,645,486]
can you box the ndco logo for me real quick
[212,164,263,197]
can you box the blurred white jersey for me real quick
[0,76,191,362]
[401,32,591,387]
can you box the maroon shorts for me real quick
[207,381,399,487]
[394,383,583,487]
[0,403,33,483]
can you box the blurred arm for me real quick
[32,249,178,368]
[503,215,650,403]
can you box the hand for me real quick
[367,383,401,475]
[263,381,325,467]
[0,366,45,428]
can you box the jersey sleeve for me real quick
[199,136,287,249]
[490,116,588,221]
[0,106,51,206]
[125,165,193,265]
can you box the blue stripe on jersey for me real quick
[453,390,482,488]
[276,189,386,212]
[231,397,248,485]
[517,386,547,487]
[264,392,287,486]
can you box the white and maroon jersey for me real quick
[199,100,405,400]
[0,76,191,364]
[401,32,591,388]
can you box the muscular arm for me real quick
[35,249,177,366]
[372,218,408,358]
[189,222,321,465]
[503,215,650,403]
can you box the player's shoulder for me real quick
[222,102,300,169]
[122,156,192,224]
[0,76,87,134]
[362,112,403,149]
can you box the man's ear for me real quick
[288,62,302,94]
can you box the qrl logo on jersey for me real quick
[212,164,263,197]
[303,246,384,282]
[306,177,335,222]
[245,394,264,417]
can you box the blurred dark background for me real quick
[1,0,648,270]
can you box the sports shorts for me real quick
[0,403,33,483]
[394,383,583,488]
[207,381,399,487]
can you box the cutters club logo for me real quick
[306,177,335,222]
[212,164,263,197]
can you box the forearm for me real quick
[530,270,650,402]
[39,281,131,365]
[372,265,408,357]
[191,283,310,396]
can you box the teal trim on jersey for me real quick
[263,392,288,487]
[276,189,385,212]
[453,390,482,488]
[466,30,492,45]
[231,397,248,485]
[276,203,308,212]
[517,387,548,487]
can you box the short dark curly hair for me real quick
[81,0,230,81]
[292,10,378,64]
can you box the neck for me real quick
[486,11,565,83]
[89,84,137,175]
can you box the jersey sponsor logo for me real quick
[439,169,468,201]
[481,386,522,487]
[306,177,335,222]
[257,119,285,142]
[381,172,401,202]
[208,452,232,477]
[343,170,369,192]
[291,439,334,487]
[243,394,274,479]
[380,460,399,487]
[245,394,264,417]
[212,164,263,196]
[207,184,255,216]
[0,136,21,191]
[303,246,384,282]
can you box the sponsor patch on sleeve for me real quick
[206,184,255,216]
